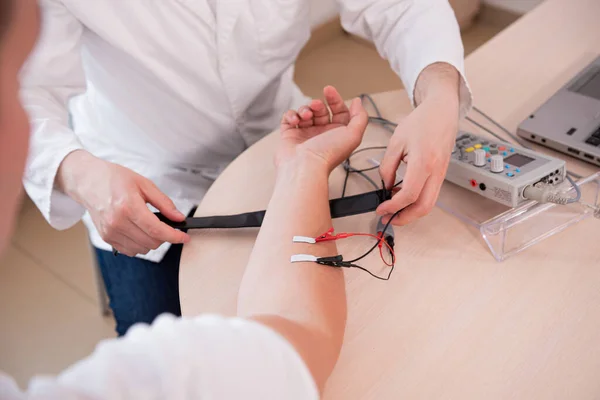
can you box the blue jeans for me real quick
[95,243,183,336]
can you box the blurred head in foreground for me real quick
[0,0,40,254]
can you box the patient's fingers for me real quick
[324,86,350,125]
[297,106,314,128]
[298,106,313,120]
[310,99,330,126]
[281,88,349,132]
[281,109,301,131]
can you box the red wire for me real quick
[315,230,395,267]
[381,246,396,267]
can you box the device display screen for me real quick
[504,153,535,167]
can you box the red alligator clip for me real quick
[315,228,354,242]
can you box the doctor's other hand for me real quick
[56,150,190,257]
[377,62,460,226]
[277,85,368,172]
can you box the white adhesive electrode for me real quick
[290,254,318,263]
[292,236,316,243]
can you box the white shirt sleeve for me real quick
[20,0,87,230]
[338,0,472,118]
[1,314,319,400]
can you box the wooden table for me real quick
[180,0,600,398]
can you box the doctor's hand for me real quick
[277,86,368,172]
[57,150,190,257]
[377,62,461,226]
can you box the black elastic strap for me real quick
[156,188,392,230]
[158,211,266,230]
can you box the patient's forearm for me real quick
[237,156,347,390]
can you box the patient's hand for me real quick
[276,86,368,172]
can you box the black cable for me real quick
[337,206,403,281]
[351,168,379,191]
[360,93,383,118]
[347,147,387,173]
[368,116,398,127]
[345,263,394,281]
[369,116,397,133]
[341,146,388,197]
[329,99,404,279]
[349,146,388,165]
[341,166,351,198]
[316,257,392,280]
[325,153,404,280]
[359,94,396,134]
[346,205,402,265]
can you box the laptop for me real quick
[517,55,600,167]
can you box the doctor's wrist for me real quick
[56,149,101,202]
[413,62,460,108]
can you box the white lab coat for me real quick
[21,0,471,261]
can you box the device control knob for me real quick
[473,149,486,167]
[490,155,504,173]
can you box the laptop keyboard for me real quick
[584,125,600,146]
